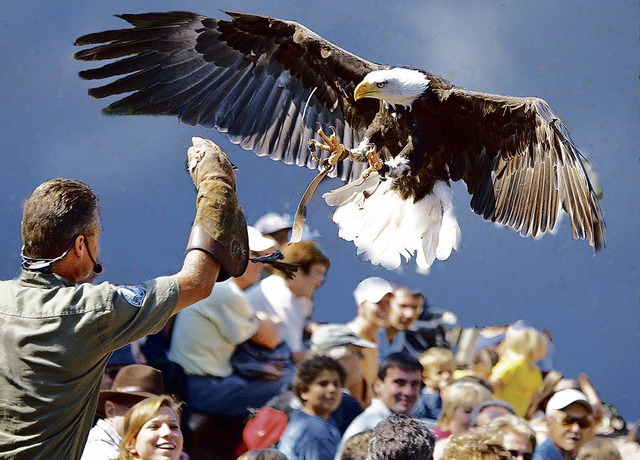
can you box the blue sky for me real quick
[1,1,638,420]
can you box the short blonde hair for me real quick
[501,325,547,361]
[419,347,455,373]
[486,413,537,451]
[443,429,511,459]
[119,395,182,460]
[576,438,622,460]
[437,381,493,431]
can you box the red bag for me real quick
[242,407,289,450]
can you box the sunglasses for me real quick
[508,451,533,460]
[553,415,593,429]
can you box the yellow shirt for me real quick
[491,356,542,417]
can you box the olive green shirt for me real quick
[0,270,179,459]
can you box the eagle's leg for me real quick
[361,149,384,178]
[309,126,350,169]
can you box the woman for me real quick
[119,395,184,460]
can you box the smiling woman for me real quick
[120,395,184,460]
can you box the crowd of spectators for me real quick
[1,162,636,460]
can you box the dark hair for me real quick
[368,414,435,460]
[279,240,330,275]
[21,178,99,258]
[378,352,422,381]
[293,355,346,400]
[340,431,373,460]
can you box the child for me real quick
[432,381,493,459]
[489,324,547,417]
[454,347,499,384]
[277,355,345,460]
[413,347,456,420]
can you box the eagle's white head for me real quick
[354,68,430,109]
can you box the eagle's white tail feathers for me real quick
[324,178,461,272]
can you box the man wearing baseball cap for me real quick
[81,364,164,460]
[311,324,376,433]
[533,389,595,460]
[346,277,394,407]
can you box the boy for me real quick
[277,355,345,460]
[413,347,456,420]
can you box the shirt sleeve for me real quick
[95,276,179,352]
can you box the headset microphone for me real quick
[86,245,103,274]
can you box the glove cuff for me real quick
[186,225,248,282]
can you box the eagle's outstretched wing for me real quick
[437,87,605,249]
[74,11,382,181]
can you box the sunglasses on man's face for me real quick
[553,415,593,429]
[508,450,533,460]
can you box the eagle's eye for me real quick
[376,81,387,89]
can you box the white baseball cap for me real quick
[545,389,592,416]
[353,277,394,305]
[247,226,276,252]
[253,212,293,235]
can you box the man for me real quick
[253,212,293,248]
[81,364,165,459]
[346,277,394,406]
[168,226,291,418]
[0,137,247,459]
[367,414,436,460]
[533,389,595,460]
[246,240,330,363]
[336,352,423,458]
[377,286,425,360]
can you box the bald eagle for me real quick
[73,11,605,272]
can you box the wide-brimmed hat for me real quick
[311,324,376,351]
[97,364,164,417]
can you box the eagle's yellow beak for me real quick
[354,81,380,101]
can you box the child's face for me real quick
[424,363,455,391]
[449,404,474,435]
[300,369,343,419]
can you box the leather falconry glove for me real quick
[186,137,248,281]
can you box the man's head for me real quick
[368,414,435,460]
[546,389,595,456]
[387,287,424,331]
[374,352,423,416]
[237,226,277,288]
[253,212,293,247]
[21,178,101,277]
[98,364,165,436]
[279,240,330,297]
[310,324,376,387]
[353,277,394,328]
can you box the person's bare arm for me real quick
[248,311,283,349]
[172,250,220,316]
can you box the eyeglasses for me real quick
[552,415,593,429]
[508,451,532,460]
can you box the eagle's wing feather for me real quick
[440,87,604,249]
[74,11,381,181]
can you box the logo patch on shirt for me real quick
[117,284,147,307]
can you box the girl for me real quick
[119,395,183,460]
[490,325,547,417]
